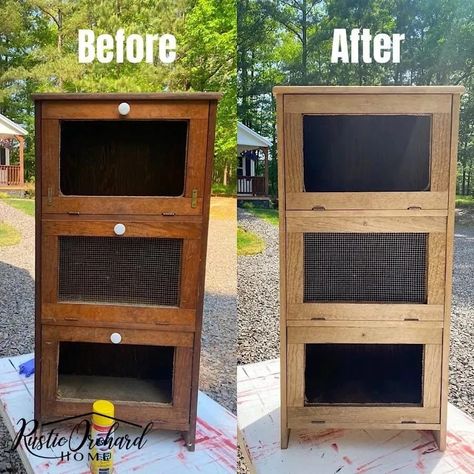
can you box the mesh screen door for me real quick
[58,236,183,306]
[304,233,428,303]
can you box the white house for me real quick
[237,122,271,198]
[0,113,27,189]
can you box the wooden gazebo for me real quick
[237,122,271,200]
[0,113,27,191]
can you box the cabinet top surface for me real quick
[273,85,465,95]
[32,92,222,101]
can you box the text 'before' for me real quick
[78,29,176,64]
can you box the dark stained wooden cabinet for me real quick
[34,93,220,450]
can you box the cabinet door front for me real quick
[286,214,447,322]
[40,325,194,429]
[286,326,442,428]
[283,94,453,210]
[41,100,211,215]
[41,219,202,330]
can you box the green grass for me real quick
[0,222,21,247]
[456,195,474,208]
[237,227,265,256]
[212,183,235,196]
[1,198,35,216]
[246,208,279,226]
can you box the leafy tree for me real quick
[238,0,474,195]
[0,0,236,185]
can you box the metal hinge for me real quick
[47,186,53,205]
[191,189,198,208]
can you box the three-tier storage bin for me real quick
[34,92,220,450]
[273,86,463,450]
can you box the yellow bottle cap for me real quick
[92,400,115,427]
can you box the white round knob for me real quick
[114,223,126,236]
[110,333,122,344]
[118,102,130,116]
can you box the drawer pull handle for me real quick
[114,223,126,236]
[118,102,130,116]
[110,333,122,344]
[311,317,326,321]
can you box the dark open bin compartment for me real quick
[305,344,423,406]
[303,115,431,192]
[58,342,174,404]
[60,120,188,197]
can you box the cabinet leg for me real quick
[433,428,446,451]
[281,427,290,449]
[182,430,195,452]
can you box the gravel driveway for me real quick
[201,197,237,414]
[0,197,236,473]
[237,208,474,419]
[237,208,279,364]
[0,201,35,473]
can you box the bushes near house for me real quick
[456,195,474,208]
[212,183,236,196]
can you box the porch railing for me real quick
[238,176,267,196]
[0,165,22,186]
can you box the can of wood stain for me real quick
[90,400,115,474]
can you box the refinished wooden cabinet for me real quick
[274,86,463,451]
[34,93,220,450]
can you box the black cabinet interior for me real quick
[303,115,431,192]
[60,120,188,196]
[305,343,423,405]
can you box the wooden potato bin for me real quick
[274,86,464,450]
[34,92,220,450]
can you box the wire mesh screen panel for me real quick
[303,233,427,303]
[58,236,183,306]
